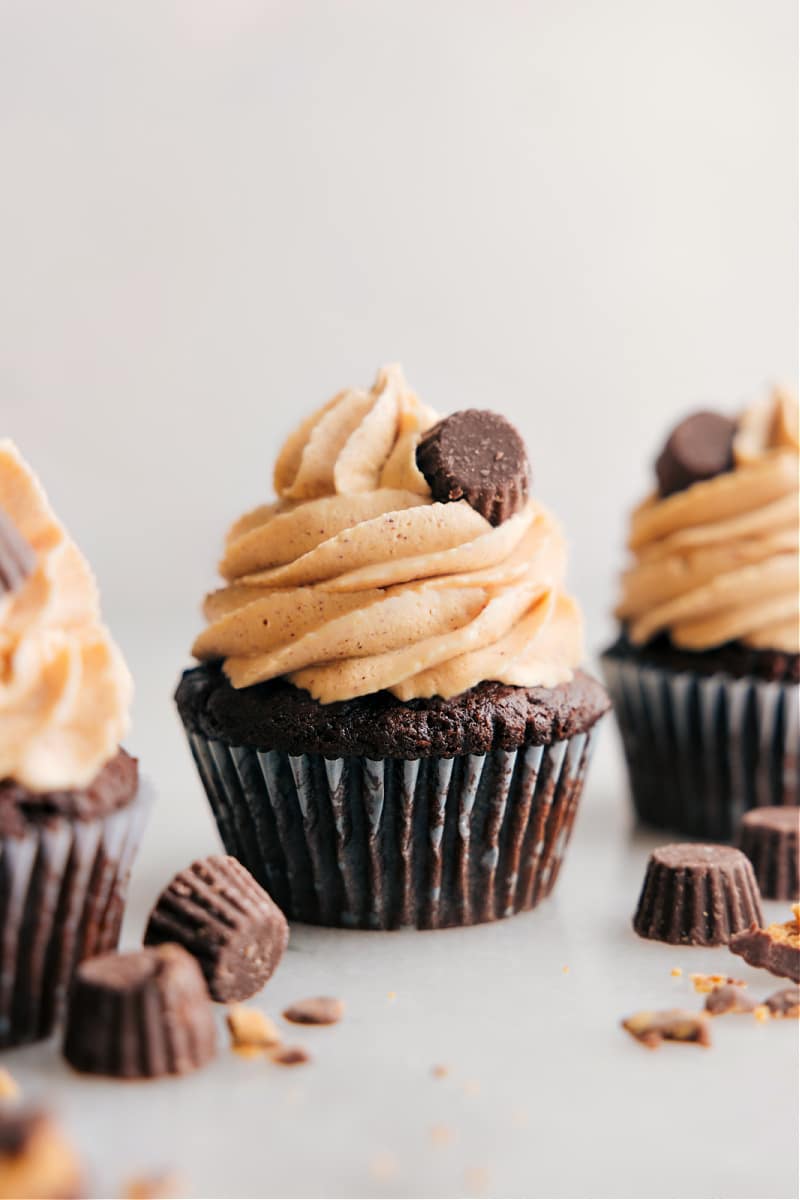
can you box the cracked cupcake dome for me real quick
[416,409,530,525]
[633,843,764,946]
[63,944,217,1079]
[738,807,799,901]
[144,855,289,1003]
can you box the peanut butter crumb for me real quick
[0,1069,19,1099]
[369,1152,398,1182]
[690,973,745,994]
[754,1005,771,1023]
[464,1166,490,1195]
[431,1064,449,1079]
[562,965,570,974]
[124,1171,183,1199]
[227,1005,281,1051]
[670,967,682,977]
[430,1123,456,1147]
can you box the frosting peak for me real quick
[195,366,584,702]
[0,441,133,791]
[616,389,800,654]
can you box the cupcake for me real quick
[176,364,608,929]
[0,440,147,1046]
[602,388,799,840]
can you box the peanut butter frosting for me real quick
[616,389,799,653]
[194,364,584,702]
[0,441,133,791]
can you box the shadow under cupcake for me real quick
[602,390,799,841]
[176,365,609,930]
[0,440,148,1047]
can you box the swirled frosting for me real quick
[194,364,584,702]
[0,441,133,791]
[616,389,799,652]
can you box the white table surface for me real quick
[4,638,798,1200]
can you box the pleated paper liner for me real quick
[181,723,598,930]
[601,652,800,841]
[0,783,151,1048]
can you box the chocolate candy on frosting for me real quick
[654,410,736,498]
[144,855,289,1003]
[63,944,217,1078]
[416,410,530,525]
[633,843,763,946]
[738,806,799,901]
[0,506,35,596]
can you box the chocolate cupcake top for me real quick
[194,365,584,703]
[616,388,799,653]
[0,441,133,792]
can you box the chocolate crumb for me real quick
[270,1045,311,1067]
[282,997,344,1026]
[622,1009,712,1049]
[704,984,756,1016]
[764,986,800,1019]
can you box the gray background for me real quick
[1,3,798,1198]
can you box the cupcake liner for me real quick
[183,727,597,930]
[0,784,151,1048]
[601,652,800,841]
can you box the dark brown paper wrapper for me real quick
[0,788,150,1047]
[601,651,800,841]
[179,719,598,930]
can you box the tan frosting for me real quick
[195,364,584,701]
[616,389,799,652]
[0,441,132,791]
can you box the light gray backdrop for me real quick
[0,5,797,1197]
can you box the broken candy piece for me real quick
[621,1009,711,1049]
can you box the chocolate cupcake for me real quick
[602,389,799,840]
[176,365,609,929]
[0,441,147,1046]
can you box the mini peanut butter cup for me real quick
[0,505,36,595]
[738,806,799,901]
[144,854,289,1003]
[416,410,530,525]
[654,410,736,497]
[633,843,763,946]
[63,944,217,1078]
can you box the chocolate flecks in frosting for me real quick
[616,389,799,655]
[0,506,36,595]
[416,410,530,526]
[655,411,736,498]
[177,661,609,759]
[194,366,584,703]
